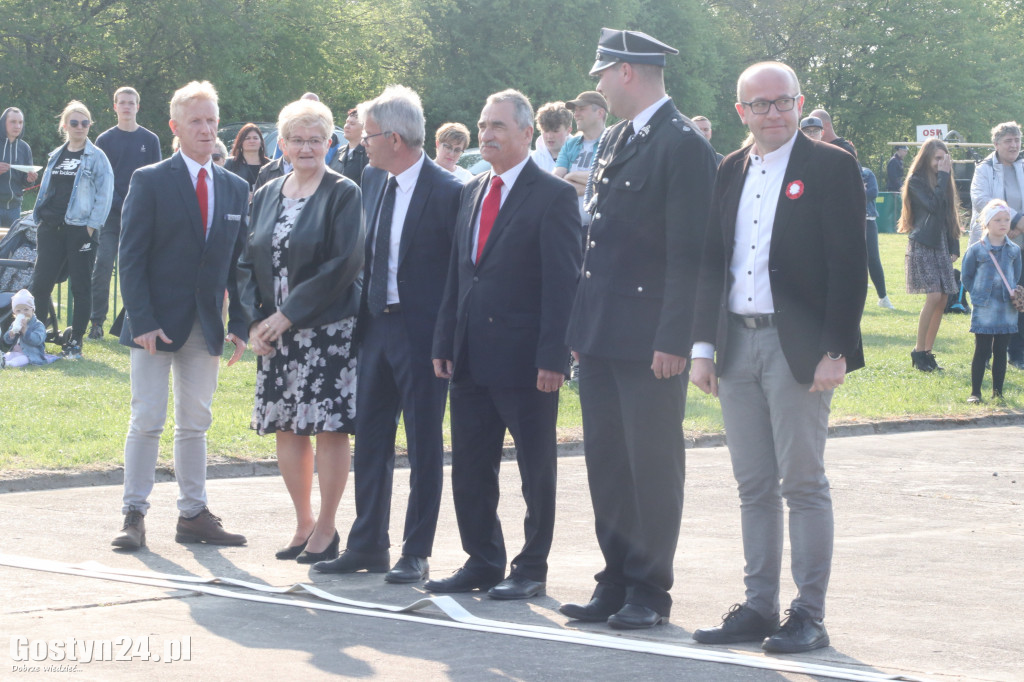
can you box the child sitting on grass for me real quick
[3,289,59,367]
[961,199,1021,403]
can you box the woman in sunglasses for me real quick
[30,100,113,359]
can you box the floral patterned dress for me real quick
[251,196,357,436]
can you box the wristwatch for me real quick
[826,352,844,361]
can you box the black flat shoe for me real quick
[607,603,666,630]
[275,533,311,560]
[488,575,546,600]
[424,567,501,593]
[296,531,340,564]
[559,597,622,623]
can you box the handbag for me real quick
[987,250,1024,313]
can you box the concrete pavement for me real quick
[1,425,1022,681]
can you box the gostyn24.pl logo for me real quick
[10,636,191,666]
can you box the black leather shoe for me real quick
[275,533,311,560]
[761,608,830,653]
[607,603,665,630]
[693,603,780,644]
[488,575,545,600]
[296,531,340,564]
[424,567,500,593]
[559,596,623,622]
[313,547,390,574]
[385,555,429,584]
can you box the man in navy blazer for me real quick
[428,89,581,600]
[689,62,866,654]
[112,81,251,551]
[313,86,461,583]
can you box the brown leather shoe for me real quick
[111,508,146,550]
[175,507,246,546]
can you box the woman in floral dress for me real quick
[238,98,364,563]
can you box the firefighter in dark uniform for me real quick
[562,28,717,630]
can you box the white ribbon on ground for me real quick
[0,553,930,682]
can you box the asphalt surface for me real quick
[1,425,1022,681]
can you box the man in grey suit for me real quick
[689,62,867,653]
[112,81,251,551]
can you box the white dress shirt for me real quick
[180,151,215,236]
[629,95,670,138]
[692,131,798,360]
[371,151,425,305]
[471,154,530,263]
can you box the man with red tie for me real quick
[429,89,581,600]
[112,81,251,551]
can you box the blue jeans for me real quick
[0,204,21,228]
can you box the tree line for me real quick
[2,0,1019,176]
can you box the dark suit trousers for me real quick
[449,379,558,582]
[348,311,448,557]
[578,353,686,616]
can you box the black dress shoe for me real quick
[692,603,780,644]
[761,608,829,653]
[488,575,545,600]
[423,567,500,593]
[385,555,429,584]
[607,603,666,630]
[275,533,311,560]
[297,531,340,564]
[314,547,390,574]
[559,596,623,623]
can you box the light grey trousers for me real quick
[718,321,834,621]
[121,321,220,517]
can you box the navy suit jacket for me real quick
[432,158,582,388]
[692,132,867,384]
[118,152,251,355]
[358,156,461,346]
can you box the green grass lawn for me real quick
[0,232,1011,472]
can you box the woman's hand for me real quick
[251,311,293,351]
[937,153,952,173]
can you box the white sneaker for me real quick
[878,296,895,309]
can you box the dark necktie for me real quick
[368,176,398,315]
[615,122,635,155]
[476,175,503,263]
[196,167,208,237]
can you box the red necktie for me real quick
[476,175,503,263]
[196,167,208,237]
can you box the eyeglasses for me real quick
[68,119,91,128]
[360,130,392,144]
[739,97,798,115]
[287,137,325,149]
[212,154,225,161]
[440,143,465,155]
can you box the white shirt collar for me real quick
[630,95,671,136]
[390,151,425,193]
[750,130,799,165]
[179,151,214,181]
[490,153,531,190]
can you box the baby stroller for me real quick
[0,212,63,344]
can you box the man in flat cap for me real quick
[555,91,608,228]
[562,28,717,630]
